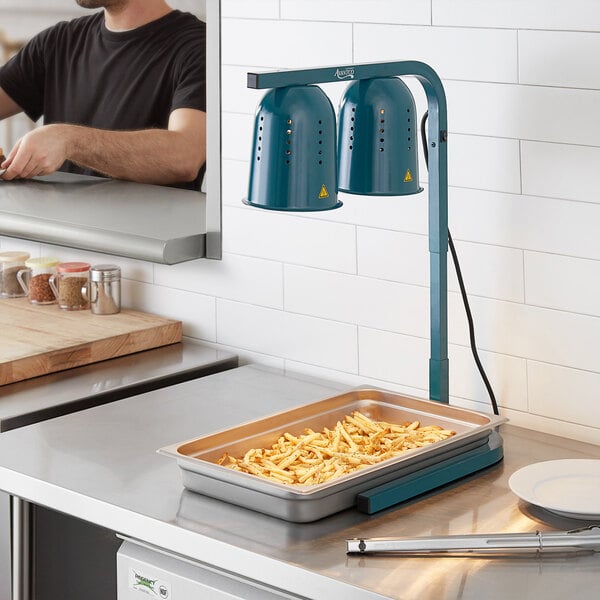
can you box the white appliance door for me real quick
[117,540,301,600]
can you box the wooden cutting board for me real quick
[0,298,182,386]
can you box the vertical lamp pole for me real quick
[247,61,449,404]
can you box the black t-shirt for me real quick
[0,10,206,189]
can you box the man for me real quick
[0,0,206,189]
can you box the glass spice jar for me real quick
[49,261,91,310]
[17,257,60,305]
[0,251,30,298]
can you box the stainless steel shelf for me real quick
[0,172,207,264]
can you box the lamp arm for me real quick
[248,61,449,403]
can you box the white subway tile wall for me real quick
[221,19,353,68]
[222,0,279,19]
[354,25,519,83]
[124,280,217,342]
[521,141,600,204]
[518,30,600,89]
[448,134,522,194]
[284,265,431,338]
[155,253,284,309]
[524,252,600,317]
[431,0,600,31]
[281,0,431,25]
[1,1,599,444]
[357,228,526,304]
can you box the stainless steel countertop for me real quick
[0,338,238,431]
[0,365,598,600]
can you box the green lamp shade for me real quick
[244,85,342,211]
[338,77,422,196]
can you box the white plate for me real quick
[509,459,600,520]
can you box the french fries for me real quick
[217,411,455,486]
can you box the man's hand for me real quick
[0,108,206,185]
[1,124,71,180]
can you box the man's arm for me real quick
[0,107,206,185]
[0,86,23,120]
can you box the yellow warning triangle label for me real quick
[404,169,413,183]
[319,184,329,199]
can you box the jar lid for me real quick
[25,257,60,269]
[90,264,121,282]
[56,261,91,273]
[0,251,30,263]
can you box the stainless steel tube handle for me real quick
[346,527,600,554]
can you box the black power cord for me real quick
[420,111,499,416]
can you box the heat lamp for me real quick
[244,60,449,405]
[242,61,503,513]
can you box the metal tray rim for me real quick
[161,386,504,453]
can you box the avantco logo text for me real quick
[335,67,355,80]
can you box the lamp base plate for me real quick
[357,430,504,514]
